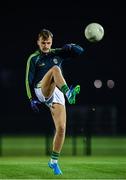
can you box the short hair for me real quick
[38,29,53,40]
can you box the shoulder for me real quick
[29,50,40,59]
[27,50,40,63]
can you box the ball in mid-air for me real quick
[84,23,104,42]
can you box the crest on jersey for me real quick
[53,58,58,64]
[39,63,45,67]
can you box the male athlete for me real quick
[25,29,84,175]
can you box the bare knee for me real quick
[52,65,61,75]
[56,124,66,135]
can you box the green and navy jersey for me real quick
[25,44,84,100]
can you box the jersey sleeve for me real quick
[51,44,84,59]
[25,55,36,100]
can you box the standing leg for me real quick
[48,103,66,175]
[50,103,66,153]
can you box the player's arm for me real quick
[62,43,84,57]
[25,53,41,112]
[25,55,36,100]
[51,44,84,58]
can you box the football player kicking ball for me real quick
[25,29,84,175]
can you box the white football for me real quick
[84,23,104,42]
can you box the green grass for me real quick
[1,136,126,156]
[0,136,126,179]
[0,156,126,179]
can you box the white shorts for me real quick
[34,87,65,107]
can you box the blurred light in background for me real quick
[94,80,102,88]
[107,80,115,89]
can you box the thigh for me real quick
[40,68,56,98]
[50,104,66,128]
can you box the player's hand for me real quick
[62,44,84,55]
[62,44,73,51]
[30,99,41,113]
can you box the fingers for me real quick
[33,105,39,112]
[30,100,41,113]
[34,100,41,105]
[34,106,39,112]
[31,103,39,113]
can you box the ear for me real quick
[37,39,39,46]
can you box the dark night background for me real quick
[0,1,125,135]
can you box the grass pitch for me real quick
[0,156,126,179]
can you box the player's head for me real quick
[37,29,53,53]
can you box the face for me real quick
[37,36,52,53]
